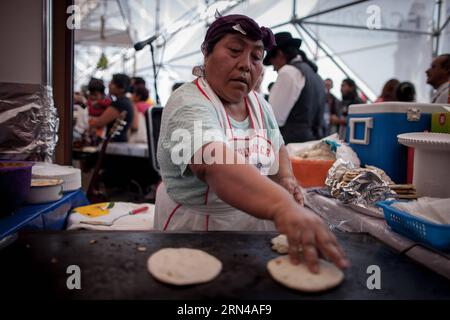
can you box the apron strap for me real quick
[195,77,266,137]
[163,203,182,231]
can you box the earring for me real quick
[192,65,205,77]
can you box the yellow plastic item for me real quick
[73,202,114,217]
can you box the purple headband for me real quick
[202,14,275,52]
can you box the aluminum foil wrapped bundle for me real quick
[0,83,58,162]
[326,159,396,207]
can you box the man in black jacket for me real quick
[264,32,325,144]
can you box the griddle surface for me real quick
[1,231,449,299]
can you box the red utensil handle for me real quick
[130,206,149,215]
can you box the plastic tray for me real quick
[376,200,450,252]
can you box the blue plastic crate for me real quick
[376,200,450,252]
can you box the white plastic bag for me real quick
[286,133,360,167]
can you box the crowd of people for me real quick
[261,31,449,143]
[73,75,155,147]
[73,43,449,148]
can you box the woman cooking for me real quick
[155,14,348,273]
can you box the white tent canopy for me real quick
[74,0,450,104]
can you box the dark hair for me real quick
[172,82,184,92]
[439,54,450,71]
[203,32,258,55]
[204,32,270,56]
[132,77,146,87]
[204,36,223,55]
[112,73,131,92]
[380,78,400,101]
[279,47,318,72]
[202,14,274,55]
[88,78,105,94]
[279,46,299,62]
[342,78,357,90]
[134,86,149,102]
[299,50,318,73]
[395,81,416,102]
[128,77,146,93]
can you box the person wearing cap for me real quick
[155,14,348,273]
[264,32,326,144]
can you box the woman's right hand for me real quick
[273,203,350,273]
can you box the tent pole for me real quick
[156,0,161,34]
[438,15,450,33]
[298,0,370,21]
[154,0,247,75]
[295,22,352,79]
[296,22,374,101]
[116,0,133,44]
[301,21,432,35]
[271,20,294,29]
[161,0,245,45]
[433,0,443,57]
[292,0,297,18]
[164,49,200,64]
[132,30,137,76]
[150,44,161,105]
[273,0,431,35]
[292,24,315,60]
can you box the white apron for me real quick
[154,77,276,231]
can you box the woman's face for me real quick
[88,91,104,103]
[341,82,352,96]
[109,82,119,96]
[204,33,264,104]
[131,93,139,103]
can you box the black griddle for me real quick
[1,230,449,299]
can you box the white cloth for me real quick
[154,183,275,231]
[73,104,89,135]
[129,112,147,143]
[269,56,306,127]
[392,198,450,225]
[431,82,449,104]
[67,202,155,231]
[154,77,277,231]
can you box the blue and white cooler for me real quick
[346,102,449,183]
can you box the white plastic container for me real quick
[31,162,81,192]
[26,179,64,204]
[398,132,450,198]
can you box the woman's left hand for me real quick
[278,176,304,206]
